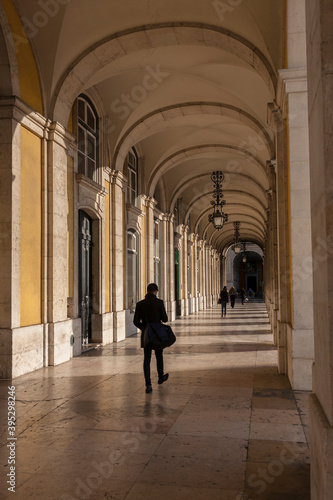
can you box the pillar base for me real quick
[310,393,333,500]
[164,300,175,322]
[113,310,126,342]
[92,312,114,344]
[286,324,314,390]
[49,319,78,366]
[0,325,44,379]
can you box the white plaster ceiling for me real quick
[12,0,284,251]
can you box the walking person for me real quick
[248,288,254,301]
[133,283,169,393]
[240,287,246,305]
[229,286,236,308]
[220,286,229,317]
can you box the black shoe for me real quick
[145,385,152,393]
[158,373,169,385]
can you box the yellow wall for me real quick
[2,0,43,115]
[20,127,42,326]
[105,181,111,313]
[67,156,74,303]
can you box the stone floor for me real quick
[0,301,310,499]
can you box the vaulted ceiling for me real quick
[13,0,284,251]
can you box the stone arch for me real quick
[148,144,268,197]
[52,23,277,127]
[113,102,274,171]
[190,190,267,228]
[195,206,267,240]
[171,172,268,214]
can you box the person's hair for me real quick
[147,283,158,293]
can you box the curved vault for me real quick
[31,7,282,256]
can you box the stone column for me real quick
[205,244,211,308]
[277,0,314,390]
[221,255,227,288]
[0,99,20,378]
[145,196,157,285]
[181,225,189,316]
[187,233,194,314]
[199,240,206,309]
[211,249,218,305]
[306,0,333,497]
[267,101,290,376]
[47,122,76,366]
[162,213,175,320]
[110,170,127,341]
[192,233,199,312]
[266,161,279,346]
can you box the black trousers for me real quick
[143,347,164,386]
[230,295,236,308]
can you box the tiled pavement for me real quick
[0,300,310,499]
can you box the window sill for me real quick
[76,174,107,196]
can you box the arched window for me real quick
[127,148,138,206]
[127,230,139,312]
[77,96,98,181]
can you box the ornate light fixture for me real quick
[208,171,228,230]
[233,221,242,253]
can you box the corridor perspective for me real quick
[0,301,310,499]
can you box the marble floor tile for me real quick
[249,421,307,443]
[154,434,248,462]
[247,439,310,464]
[244,461,310,500]
[125,483,243,500]
[2,301,310,499]
[138,454,247,490]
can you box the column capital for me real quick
[142,195,157,210]
[110,170,127,189]
[198,239,205,251]
[174,230,182,249]
[277,68,308,115]
[267,100,283,127]
[266,159,277,174]
[162,212,175,223]
[190,232,199,243]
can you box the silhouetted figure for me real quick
[220,286,229,317]
[134,283,169,393]
[229,286,236,308]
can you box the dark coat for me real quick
[133,293,168,348]
[220,289,229,302]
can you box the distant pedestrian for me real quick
[229,286,236,308]
[248,288,254,301]
[133,283,169,393]
[220,286,229,317]
[240,287,246,305]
